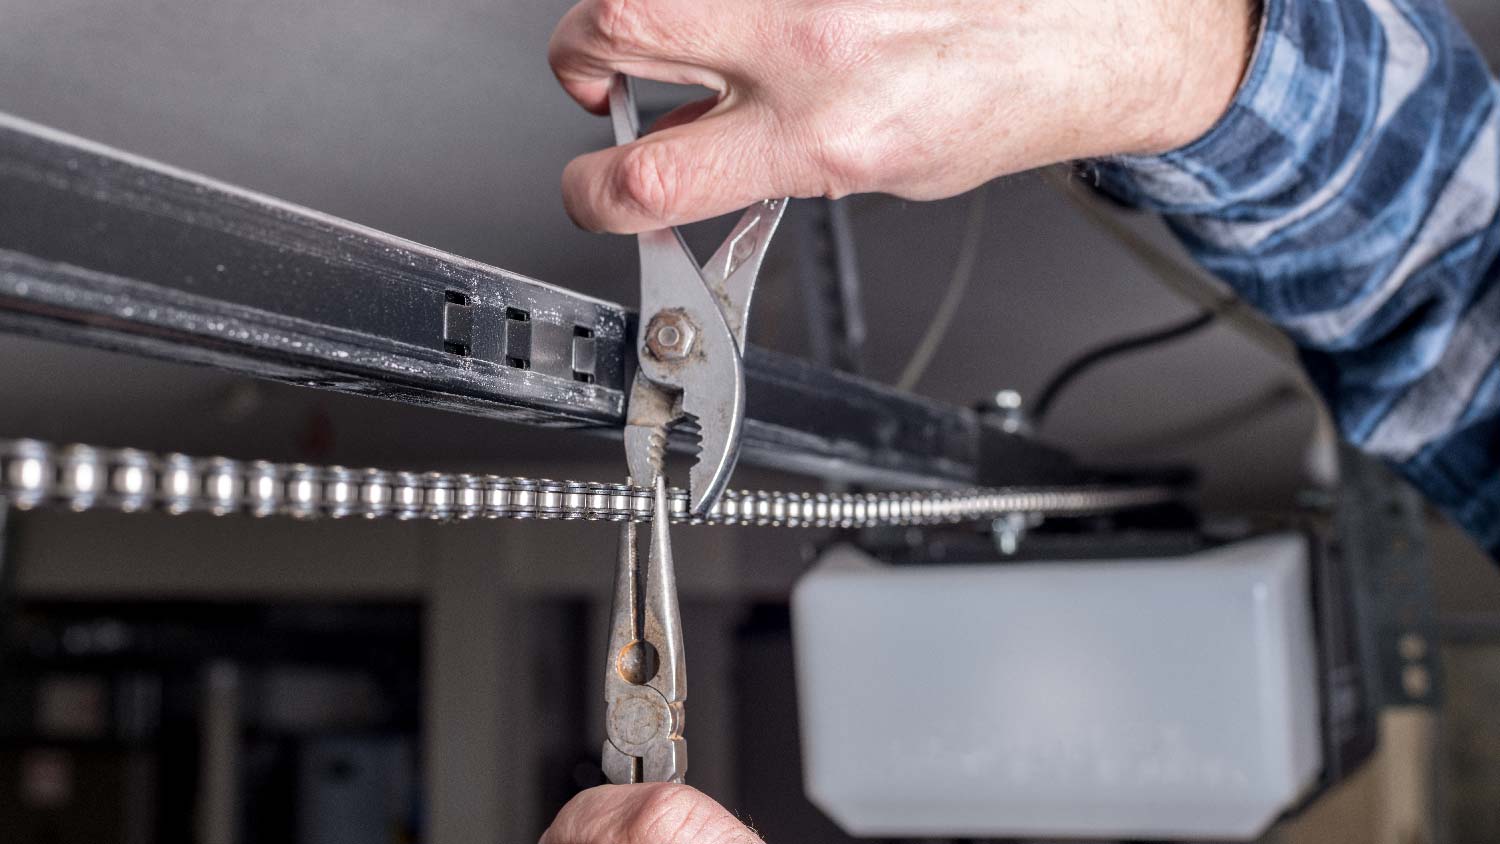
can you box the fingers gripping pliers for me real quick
[602,75,787,784]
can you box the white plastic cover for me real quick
[791,534,1321,841]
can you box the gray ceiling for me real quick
[0,0,1496,511]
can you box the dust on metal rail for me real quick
[0,112,1081,492]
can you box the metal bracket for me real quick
[1336,444,1443,709]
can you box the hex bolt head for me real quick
[644,310,697,361]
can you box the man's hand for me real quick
[540,784,762,844]
[549,0,1256,233]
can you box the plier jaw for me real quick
[609,75,786,515]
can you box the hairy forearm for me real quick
[549,0,1257,232]
[1132,0,1262,154]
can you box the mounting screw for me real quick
[992,512,1028,556]
[980,389,1031,436]
[644,310,697,361]
[991,511,1044,556]
[993,389,1022,411]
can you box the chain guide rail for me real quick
[1,439,1178,529]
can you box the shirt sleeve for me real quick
[1092,0,1500,557]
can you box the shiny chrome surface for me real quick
[1,438,1177,528]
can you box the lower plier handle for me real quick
[602,731,688,784]
[602,487,688,784]
[603,628,687,783]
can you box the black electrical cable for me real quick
[1094,381,1307,454]
[1029,310,1219,427]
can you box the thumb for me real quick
[562,105,792,233]
[539,783,762,844]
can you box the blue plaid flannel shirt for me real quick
[1095,0,1500,557]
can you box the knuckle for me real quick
[590,0,653,49]
[792,6,877,73]
[804,120,883,198]
[614,142,682,222]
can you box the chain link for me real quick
[0,438,1178,528]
